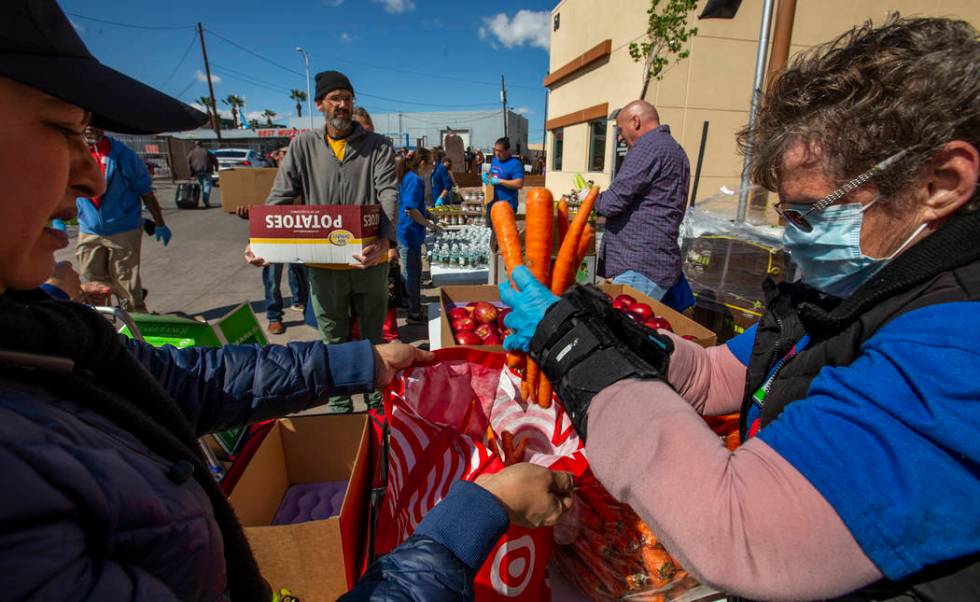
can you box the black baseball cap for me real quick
[0,0,207,134]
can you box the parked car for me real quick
[212,148,269,176]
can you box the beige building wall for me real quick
[544,0,980,200]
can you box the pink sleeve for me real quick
[586,379,883,600]
[664,332,746,416]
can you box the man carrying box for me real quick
[251,70,398,412]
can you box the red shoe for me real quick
[267,321,285,335]
[383,307,400,342]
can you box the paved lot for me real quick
[56,180,434,347]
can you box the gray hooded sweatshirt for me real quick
[266,122,398,241]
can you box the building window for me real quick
[588,120,606,172]
[552,128,564,171]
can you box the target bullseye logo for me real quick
[490,535,535,596]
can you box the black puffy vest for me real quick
[739,211,980,601]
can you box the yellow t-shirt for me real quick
[326,136,346,162]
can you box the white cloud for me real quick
[322,0,344,5]
[515,107,531,115]
[195,70,220,85]
[372,0,415,14]
[479,10,550,50]
[339,32,358,43]
[245,111,265,122]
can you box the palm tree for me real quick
[262,109,278,127]
[290,89,307,118]
[196,96,216,129]
[222,94,245,128]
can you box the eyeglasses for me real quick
[323,94,354,105]
[775,150,908,232]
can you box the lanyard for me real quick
[746,335,808,438]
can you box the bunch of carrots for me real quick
[553,472,688,601]
[490,185,600,408]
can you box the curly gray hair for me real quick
[738,15,979,209]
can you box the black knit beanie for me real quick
[315,70,354,100]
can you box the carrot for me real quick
[537,377,553,409]
[576,224,594,264]
[505,351,525,371]
[551,185,599,295]
[523,188,554,285]
[522,188,554,406]
[556,197,570,249]
[490,201,522,280]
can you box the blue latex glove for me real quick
[481,173,490,186]
[489,176,501,186]
[155,224,172,247]
[50,219,66,231]
[497,265,559,352]
[435,197,445,207]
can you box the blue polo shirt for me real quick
[725,302,980,580]
[430,162,453,205]
[397,171,427,250]
[489,156,523,211]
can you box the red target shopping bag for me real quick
[377,347,588,600]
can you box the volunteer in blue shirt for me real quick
[495,16,980,600]
[486,137,524,213]
[75,126,170,312]
[431,151,455,207]
[397,149,442,322]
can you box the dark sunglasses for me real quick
[775,150,908,232]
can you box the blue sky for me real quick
[61,0,554,142]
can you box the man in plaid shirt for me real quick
[596,100,691,303]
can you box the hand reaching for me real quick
[476,463,574,528]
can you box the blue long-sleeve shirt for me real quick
[595,125,690,288]
[726,302,980,580]
[430,162,453,205]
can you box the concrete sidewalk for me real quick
[56,180,434,346]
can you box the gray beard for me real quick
[328,116,352,131]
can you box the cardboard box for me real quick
[228,414,372,602]
[249,205,380,266]
[219,167,279,213]
[438,283,717,351]
[119,302,267,348]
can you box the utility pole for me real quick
[296,48,314,131]
[500,75,508,139]
[736,0,775,223]
[197,23,222,144]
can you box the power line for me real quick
[158,31,199,90]
[204,28,305,78]
[174,76,198,100]
[67,13,193,31]
[212,62,500,111]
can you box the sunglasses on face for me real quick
[774,150,908,232]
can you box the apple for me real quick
[474,323,498,340]
[482,333,502,345]
[497,307,512,330]
[448,307,469,321]
[628,302,654,321]
[455,331,483,345]
[614,294,636,307]
[452,317,476,332]
[612,299,632,311]
[472,302,499,325]
[644,316,673,332]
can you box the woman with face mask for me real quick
[498,15,980,601]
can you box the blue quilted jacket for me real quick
[0,337,376,600]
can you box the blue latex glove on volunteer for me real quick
[481,173,490,186]
[489,176,501,186]
[435,196,446,207]
[50,219,67,231]
[497,265,559,352]
[155,224,172,246]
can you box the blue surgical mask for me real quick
[783,197,927,298]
